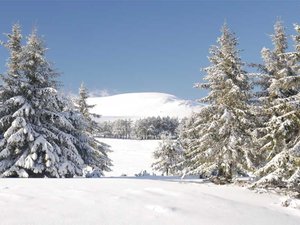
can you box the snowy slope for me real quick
[88,92,201,121]
[1,178,300,225]
[99,138,160,177]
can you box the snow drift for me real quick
[1,178,300,225]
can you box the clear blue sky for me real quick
[0,0,299,100]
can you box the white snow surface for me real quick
[99,138,159,177]
[1,178,300,225]
[88,92,201,121]
[2,138,300,224]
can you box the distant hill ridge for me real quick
[87,92,201,121]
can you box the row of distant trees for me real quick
[98,116,180,140]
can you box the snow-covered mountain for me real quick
[88,92,201,121]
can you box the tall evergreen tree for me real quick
[0,26,110,177]
[182,24,255,181]
[76,82,99,133]
[2,23,22,82]
[0,23,23,114]
[75,83,112,176]
[253,21,300,192]
[78,83,95,119]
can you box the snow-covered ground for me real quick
[99,138,160,177]
[88,92,201,121]
[1,178,300,225]
[2,138,300,224]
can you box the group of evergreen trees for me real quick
[0,24,111,178]
[181,21,300,192]
[98,116,179,139]
[134,116,179,139]
[152,21,300,194]
[1,20,299,193]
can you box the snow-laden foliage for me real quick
[75,83,112,176]
[182,24,255,180]
[78,83,93,117]
[0,25,111,178]
[294,23,300,53]
[111,119,133,139]
[133,116,179,139]
[252,20,300,192]
[151,135,184,176]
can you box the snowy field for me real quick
[99,138,160,177]
[1,178,300,225]
[2,138,300,225]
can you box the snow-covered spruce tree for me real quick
[252,21,300,192]
[75,83,112,176]
[78,83,93,118]
[77,82,99,133]
[182,24,255,181]
[152,135,183,176]
[0,23,23,88]
[178,114,199,172]
[0,23,23,119]
[0,27,109,178]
